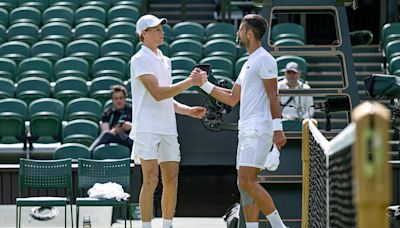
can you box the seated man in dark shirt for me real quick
[89,85,133,152]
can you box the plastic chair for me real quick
[40,22,73,45]
[101,39,134,62]
[62,119,99,146]
[204,38,237,62]
[92,56,126,80]
[0,8,8,26]
[16,158,73,228]
[48,0,79,10]
[42,6,74,26]
[9,6,41,25]
[0,0,17,11]
[89,76,124,105]
[111,0,142,8]
[74,21,106,44]
[171,56,197,76]
[92,143,131,159]
[200,56,233,79]
[273,38,305,46]
[54,76,88,105]
[170,39,203,62]
[108,5,139,24]
[54,143,91,160]
[18,0,48,11]
[0,41,30,62]
[381,22,400,48]
[107,21,138,44]
[66,39,99,62]
[235,56,248,79]
[205,22,236,41]
[163,23,172,43]
[16,76,50,105]
[271,22,306,43]
[0,57,17,81]
[17,57,53,81]
[0,77,15,99]
[80,0,111,10]
[65,97,102,122]
[55,57,89,80]
[28,98,64,143]
[0,24,5,44]
[172,21,204,42]
[7,22,39,45]
[385,39,400,61]
[0,98,27,144]
[31,40,64,62]
[76,158,131,228]
[276,55,308,79]
[74,5,106,25]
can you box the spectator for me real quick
[89,85,133,152]
[278,62,314,120]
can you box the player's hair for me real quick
[241,14,268,40]
[110,85,127,98]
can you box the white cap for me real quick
[285,61,300,73]
[136,14,167,36]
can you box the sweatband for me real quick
[200,81,214,94]
[272,118,283,131]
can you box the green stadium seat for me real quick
[101,39,134,62]
[108,5,139,24]
[0,25,5,44]
[0,78,14,99]
[385,39,400,61]
[273,38,305,46]
[16,76,50,104]
[136,41,170,57]
[204,38,237,62]
[80,0,111,10]
[75,158,131,228]
[171,56,197,76]
[172,75,195,91]
[271,22,306,43]
[0,41,30,62]
[42,6,74,26]
[0,57,17,81]
[62,119,99,146]
[7,23,39,45]
[381,22,400,48]
[17,57,53,81]
[92,56,126,80]
[54,76,88,105]
[92,143,131,159]
[170,39,202,62]
[75,5,106,25]
[0,0,17,11]
[0,98,27,143]
[111,0,142,8]
[238,46,248,57]
[31,40,64,62]
[276,55,307,78]
[74,22,106,44]
[163,23,172,43]
[54,143,91,160]
[48,0,79,10]
[0,8,8,26]
[389,56,400,76]
[65,97,102,122]
[214,75,234,89]
[172,21,204,42]
[55,57,89,80]
[66,39,99,62]
[200,56,233,79]
[205,22,236,41]
[18,0,47,11]
[40,22,73,45]
[9,6,41,26]
[235,56,248,78]
[28,98,64,143]
[107,21,138,44]
[90,76,123,104]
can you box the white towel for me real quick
[87,182,130,201]
[265,144,280,171]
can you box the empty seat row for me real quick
[54,143,131,160]
[0,5,140,26]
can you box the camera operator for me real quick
[88,85,133,152]
[278,62,314,120]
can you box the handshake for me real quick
[189,67,210,87]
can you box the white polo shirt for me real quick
[235,47,278,135]
[129,45,177,139]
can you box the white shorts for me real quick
[236,130,273,170]
[132,132,180,163]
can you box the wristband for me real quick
[200,81,214,94]
[272,118,283,131]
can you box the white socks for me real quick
[266,210,286,228]
[245,222,258,228]
[142,221,151,228]
[162,219,173,228]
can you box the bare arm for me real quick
[173,100,206,119]
[208,83,241,107]
[101,122,110,132]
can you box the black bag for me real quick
[222,203,240,228]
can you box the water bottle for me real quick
[82,216,91,228]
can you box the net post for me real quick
[301,118,318,228]
[352,101,392,228]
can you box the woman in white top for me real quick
[130,14,207,228]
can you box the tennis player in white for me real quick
[197,14,287,228]
[130,14,207,228]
